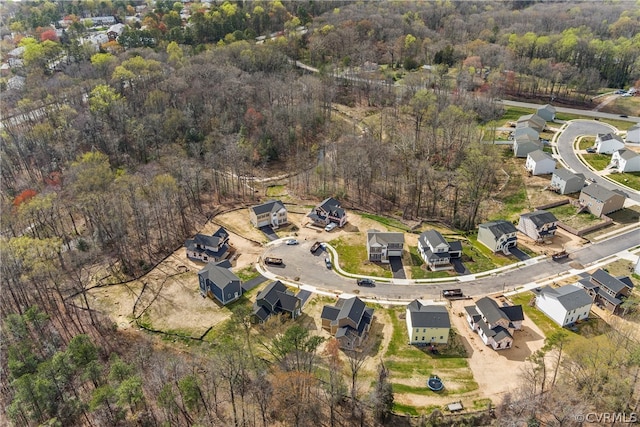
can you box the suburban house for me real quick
[535,284,592,327]
[626,124,640,144]
[464,297,524,350]
[536,104,556,122]
[250,200,288,229]
[321,296,374,350]
[406,300,451,345]
[185,227,230,263]
[308,197,348,227]
[417,229,463,271]
[198,260,242,305]
[252,280,302,323]
[610,149,640,173]
[595,132,625,154]
[513,126,539,141]
[578,184,626,217]
[549,169,586,194]
[366,229,404,263]
[517,210,558,242]
[107,23,126,40]
[578,268,634,314]
[513,135,543,158]
[517,113,546,133]
[525,150,556,175]
[477,220,518,254]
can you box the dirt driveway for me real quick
[448,297,546,401]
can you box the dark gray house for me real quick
[252,281,302,323]
[321,296,374,350]
[308,197,348,227]
[198,260,242,305]
[578,268,633,315]
[185,227,230,263]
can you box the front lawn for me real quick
[582,153,611,170]
[329,237,393,277]
[547,204,605,230]
[358,212,412,231]
[608,171,640,191]
[578,137,596,150]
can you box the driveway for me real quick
[451,258,471,275]
[259,225,278,241]
[510,247,530,262]
[388,256,406,279]
[241,274,268,292]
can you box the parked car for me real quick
[587,177,597,183]
[620,114,628,118]
[586,147,596,153]
[615,90,625,95]
[286,239,299,245]
[324,257,332,269]
[357,278,375,287]
[324,222,337,232]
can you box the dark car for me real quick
[357,278,375,287]
[620,114,628,118]
[586,147,596,153]
[324,257,332,269]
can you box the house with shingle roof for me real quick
[406,300,450,345]
[513,126,539,141]
[610,149,640,173]
[525,150,556,175]
[321,296,374,350]
[477,220,518,254]
[595,133,625,154]
[308,197,348,227]
[249,200,288,229]
[517,113,546,133]
[464,297,524,350]
[578,269,633,315]
[185,227,230,263]
[578,184,626,217]
[549,169,586,195]
[198,260,242,305]
[535,284,592,326]
[366,229,404,263]
[513,135,543,158]
[417,229,462,271]
[536,104,556,122]
[517,210,558,242]
[626,124,640,144]
[252,281,301,323]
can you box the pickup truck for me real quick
[551,251,569,261]
[264,257,283,265]
[310,241,322,253]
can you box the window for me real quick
[440,336,443,340]
[421,336,425,341]
[423,328,426,333]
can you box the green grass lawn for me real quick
[358,212,412,231]
[546,204,604,230]
[329,237,393,278]
[465,236,514,270]
[578,137,596,150]
[234,265,261,282]
[582,153,611,170]
[509,292,561,337]
[266,185,285,197]
[502,106,536,122]
[608,171,640,191]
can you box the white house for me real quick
[249,200,288,229]
[595,133,625,154]
[405,300,450,345]
[513,135,543,158]
[626,124,640,144]
[477,220,518,254]
[535,284,592,327]
[549,169,586,195]
[517,210,558,242]
[417,229,462,271]
[610,149,640,172]
[464,297,524,351]
[525,150,556,175]
[367,229,404,263]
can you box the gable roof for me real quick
[318,197,346,218]
[591,269,632,294]
[527,149,554,162]
[614,149,639,160]
[553,168,585,182]
[198,261,240,289]
[597,132,624,143]
[407,300,450,328]
[538,104,556,114]
[251,200,285,215]
[517,113,546,128]
[479,220,517,238]
[367,229,405,247]
[581,183,625,201]
[476,297,523,324]
[539,284,592,311]
[256,280,300,313]
[520,210,558,227]
[336,296,366,326]
[418,229,448,249]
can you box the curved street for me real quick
[258,107,640,302]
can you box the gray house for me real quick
[517,210,558,242]
[513,136,543,158]
[477,220,518,254]
[513,126,539,141]
[578,269,633,315]
[252,280,302,323]
[198,260,242,305]
[550,169,586,194]
[517,113,546,133]
[321,296,374,350]
[417,229,462,271]
[578,184,626,217]
[536,104,556,122]
[367,229,404,263]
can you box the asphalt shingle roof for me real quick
[407,300,451,328]
[520,210,558,227]
[479,220,517,239]
[539,284,592,311]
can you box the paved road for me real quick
[262,228,640,301]
[555,120,640,203]
[501,100,640,123]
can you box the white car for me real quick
[285,239,299,245]
[324,222,338,232]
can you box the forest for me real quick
[1,1,640,426]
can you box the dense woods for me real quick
[1,1,639,426]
